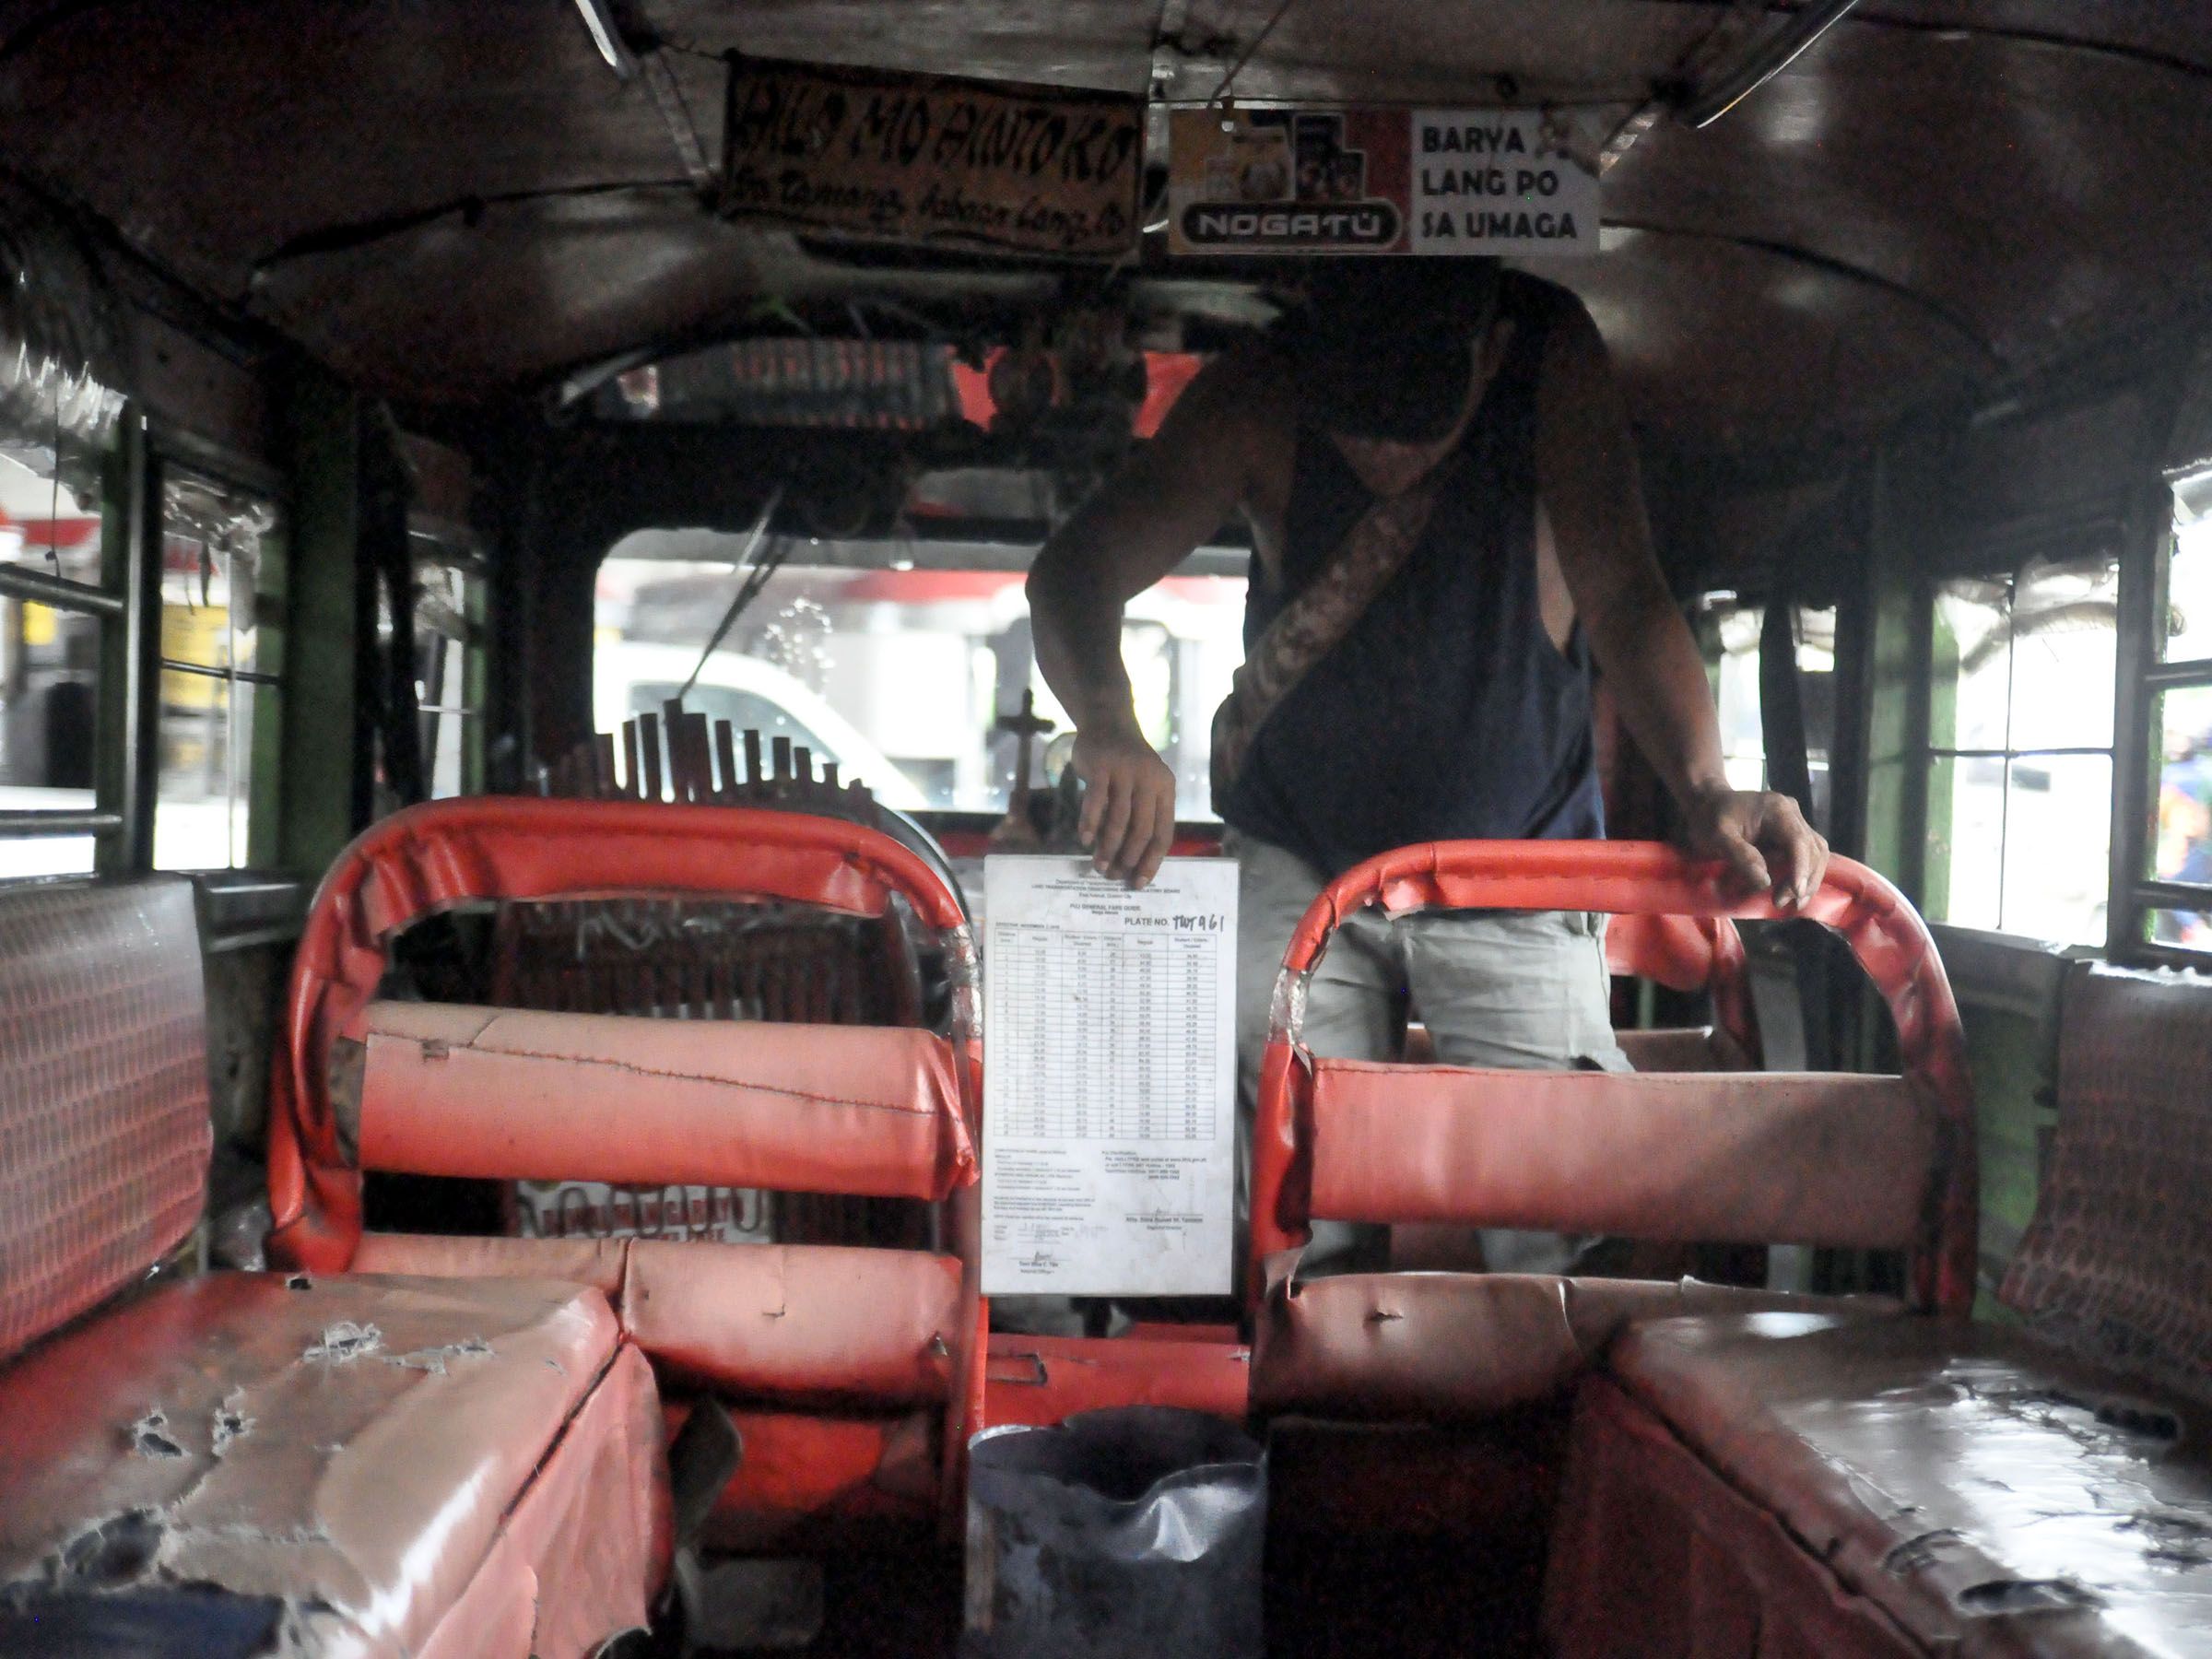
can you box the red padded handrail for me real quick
[267,796,978,1272]
[1603,912,1759,1063]
[1251,841,1976,1315]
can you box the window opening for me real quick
[1923,556,2118,946]
[371,528,488,807]
[1700,597,1837,820]
[597,538,1248,820]
[155,469,279,869]
[411,534,486,800]
[0,340,121,877]
[2132,470,2212,955]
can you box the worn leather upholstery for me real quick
[344,1001,974,1199]
[1304,1060,1930,1245]
[1551,1312,2212,1657]
[267,798,981,1275]
[352,1231,968,1405]
[275,801,990,1542]
[1252,843,1979,1318]
[1546,959,2212,1656]
[1548,1375,1929,1658]
[626,1239,962,1403]
[1249,846,1968,1425]
[1252,1272,1896,1422]
[0,874,671,1656]
[347,1232,971,1547]
[0,1270,669,1659]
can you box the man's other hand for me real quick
[1680,786,1830,911]
[1072,724,1178,888]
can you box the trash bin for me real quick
[962,1406,1265,1659]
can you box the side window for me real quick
[155,470,280,869]
[1922,557,2118,945]
[2126,470,2212,954]
[409,535,486,800]
[367,527,487,807]
[0,340,121,877]
[1699,598,1838,822]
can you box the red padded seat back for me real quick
[268,796,979,1268]
[0,878,208,1362]
[1252,842,1977,1314]
[2002,962,2212,1399]
[341,1002,974,1201]
[1304,1061,1931,1249]
[270,799,988,1531]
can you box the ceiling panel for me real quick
[1528,228,1988,452]
[1856,2,2212,73]
[0,0,711,300]
[0,0,2207,462]
[637,0,1163,92]
[248,189,764,400]
[1145,0,1724,106]
[1603,21,2212,376]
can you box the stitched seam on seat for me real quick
[380,1036,941,1116]
[1315,1059,1905,1086]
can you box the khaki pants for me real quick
[1230,830,1630,1277]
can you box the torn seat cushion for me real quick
[352,1231,968,1405]
[0,1270,670,1659]
[1556,1311,2212,1656]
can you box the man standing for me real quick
[1025,260,1826,1274]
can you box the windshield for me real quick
[597,547,1248,820]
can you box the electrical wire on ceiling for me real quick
[571,0,639,78]
[1207,0,1298,106]
[1682,0,1862,127]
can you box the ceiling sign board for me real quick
[718,56,1144,258]
[1168,108,1598,257]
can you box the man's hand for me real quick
[1072,723,1178,888]
[1679,785,1830,911]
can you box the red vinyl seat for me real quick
[1541,967,2212,1657]
[1246,841,1977,1425]
[0,877,669,1659]
[266,797,987,1539]
[350,1230,969,1548]
[0,1271,665,1658]
[1549,1311,2212,1658]
[1392,908,1759,1269]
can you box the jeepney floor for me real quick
[702,1528,1547,1658]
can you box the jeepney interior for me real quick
[3,4,2212,1656]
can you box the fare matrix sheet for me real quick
[980,855,1239,1297]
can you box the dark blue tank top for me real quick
[1219,276,1604,877]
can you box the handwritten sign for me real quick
[1168,107,1597,257]
[719,57,1143,257]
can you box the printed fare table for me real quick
[980,856,1239,1298]
[990,927,1218,1145]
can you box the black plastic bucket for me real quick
[961,1406,1266,1658]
